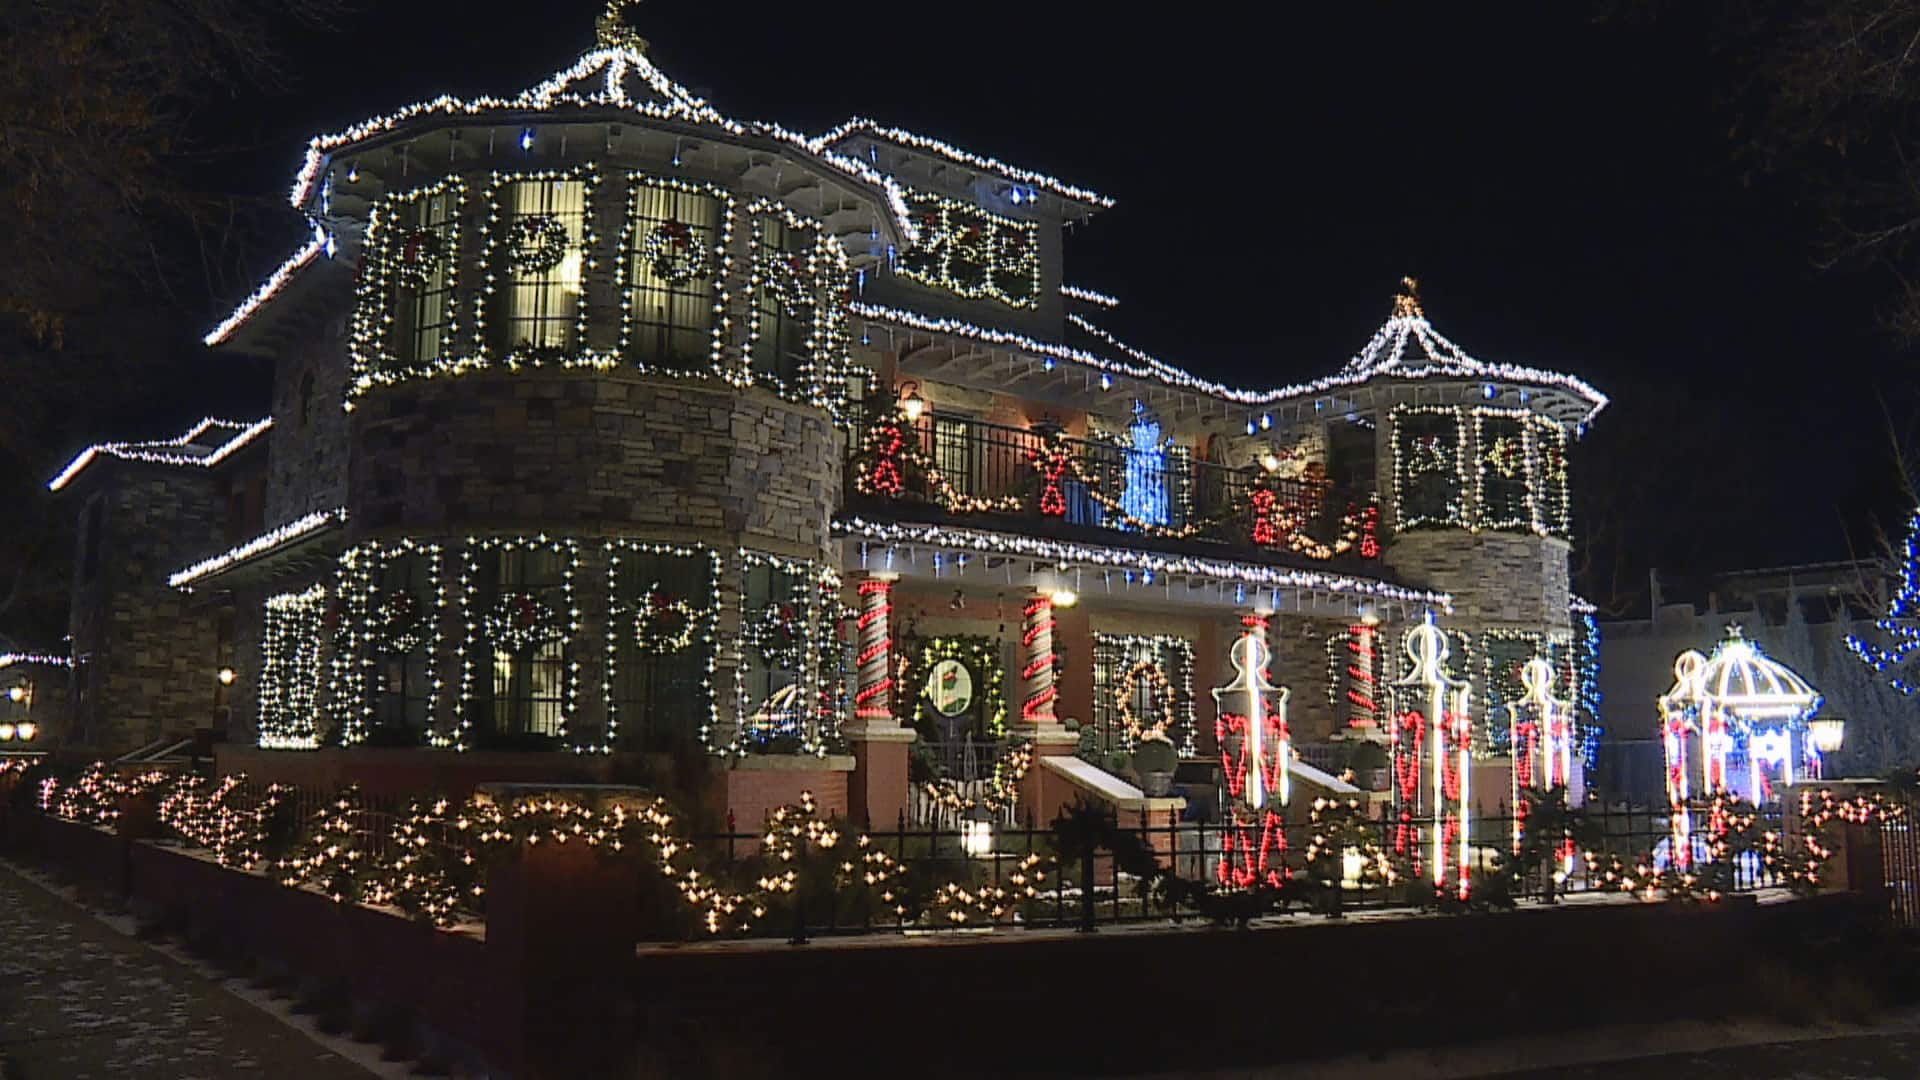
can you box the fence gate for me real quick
[1879,796,1920,928]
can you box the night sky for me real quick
[174,2,1905,604]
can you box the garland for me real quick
[483,591,567,655]
[642,220,706,283]
[507,214,570,276]
[918,740,1035,818]
[633,586,700,655]
[851,409,1023,515]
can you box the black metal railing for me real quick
[845,413,1378,560]
[665,799,1786,943]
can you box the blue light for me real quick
[1121,401,1169,528]
[1260,414,1272,430]
[1483,384,1497,400]
[1100,373,1112,390]
[519,128,535,151]
[1043,358,1055,371]
[1245,420,1257,435]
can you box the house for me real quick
[44,6,1606,835]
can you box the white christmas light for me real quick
[50,418,273,492]
[1059,283,1119,308]
[169,509,347,589]
[813,117,1116,209]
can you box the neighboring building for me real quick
[1598,562,1920,799]
[47,10,1607,828]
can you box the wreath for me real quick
[1485,435,1525,479]
[483,591,567,654]
[1115,660,1176,744]
[634,587,700,655]
[743,601,805,671]
[757,249,813,317]
[391,228,443,290]
[507,214,571,277]
[642,220,707,283]
[371,590,429,655]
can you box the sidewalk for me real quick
[0,860,373,1080]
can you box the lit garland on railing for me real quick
[39,764,170,827]
[52,418,273,493]
[169,508,347,589]
[916,740,1034,822]
[259,585,328,750]
[157,775,288,869]
[839,517,1454,610]
[851,408,1024,514]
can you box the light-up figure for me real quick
[1212,614,1289,888]
[1658,650,1706,868]
[1508,656,1574,872]
[1391,615,1473,899]
[1120,401,1169,528]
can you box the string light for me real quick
[1059,283,1119,308]
[1847,507,1920,693]
[607,540,722,754]
[813,117,1115,209]
[50,418,272,493]
[895,188,1040,309]
[169,508,346,589]
[258,585,328,750]
[1095,633,1197,756]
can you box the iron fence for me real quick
[661,799,1786,942]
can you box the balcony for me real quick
[843,413,1381,567]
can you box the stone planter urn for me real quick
[1133,735,1179,798]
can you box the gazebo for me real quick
[1659,625,1823,808]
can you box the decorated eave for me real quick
[0,653,69,671]
[834,516,1451,624]
[208,41,917,351]
[48,418,272,493]
[816,118,1115,221]
[169,508,349,592]
[851,285,1608,434]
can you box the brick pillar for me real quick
[842,575,914,828]
[486,823,640,1077]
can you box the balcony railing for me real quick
[845,412,1380,562]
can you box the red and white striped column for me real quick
[1019,594,1058,727]
[853,576,895,722]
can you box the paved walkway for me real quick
[0,861,372,1080]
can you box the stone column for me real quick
[841,574,914,828]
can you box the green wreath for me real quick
[371,590,429,655]
[634,586,700,655]
[642,220,707,284]
[743,601,805,670]
[507,215,571,277]
[390,228,444,291]
[757,249,813,317]
[484,592,567,654]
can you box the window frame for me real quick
[476,167,600,366]
[352,176,468,382]
[617,173,733,373]
[606,541,721,754]
[460,539,580,748]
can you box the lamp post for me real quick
[1808,717,1846,778]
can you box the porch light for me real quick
[0,723,14,741]
[1259,452,1282,473]
[1341,847,1365,889]
[1808,717,1846,754]
[1049,589,1077,608]
[15,722,34,742]
[898,381,927,422]
[218,667,237,686]
[5,686,22,703]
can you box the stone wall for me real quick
[348,372,842,561]
[66,469,232,752]
[1385,531,1571,630]
[265,305,352,526]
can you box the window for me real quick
[749,213,820,388]
[491,176,590,357]
[1532,417,1571,537]
[896,188,1040,308]
[1474,414,1532,531]
[1481,632,1542,754]
[932,415,976,497]
[737,555,821,750]
[466,544,575,745]
[1393,407,1466,529]
[259,586,326,749]
[623,178,728,370]
[363,180,463,373]
[369,551,438,743]
[1090,634,1195,757]
[610,545,716,753]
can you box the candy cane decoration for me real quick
[1212,614,1290,888]
[1394,615,1473,900]
[1659,650,1706,869]
[1020,595,1058,725]
[853,577,895,721]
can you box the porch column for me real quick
[1014,591,1081,826]
[842,574,914,828]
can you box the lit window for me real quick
[624,178,728,370]
[493,177,589,357]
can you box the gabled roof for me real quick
[815,118,1116,211]
[49,418,271,492]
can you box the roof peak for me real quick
[1390,276,1424,320]
[596,0,649,54]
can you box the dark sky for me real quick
[180,1,1907,600]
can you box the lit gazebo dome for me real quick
[1693,626,1821,722]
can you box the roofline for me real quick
[49,418,272,492]
[815,117,1116,210]
[168,508,347,589]
[205,230,329,347]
